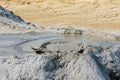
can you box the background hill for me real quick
[0,6,41,33]
[0,0,120,32]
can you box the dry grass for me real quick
[0,0,120,31]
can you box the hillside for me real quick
[0,0,120,32]
[0,3,120,80]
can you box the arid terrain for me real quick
[0,0,120,32]
[0,1,120,80]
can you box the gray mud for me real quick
[0,32,120,80]
[0,32,62,57]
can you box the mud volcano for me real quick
[0,32,120,80]
[0,5,120,80]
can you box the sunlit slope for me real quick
[0,0,120,31]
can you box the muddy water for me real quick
[64,34,120,46]
[0,32,119,57]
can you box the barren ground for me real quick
[0,0,120,32]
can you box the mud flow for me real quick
[0,32,120,80]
